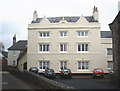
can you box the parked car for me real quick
[29,67,39,74]
[93,68,104,78]
[44,69,56,78]
[59,69,72,78]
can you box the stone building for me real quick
[8,35,27,66]
[109,11,120,88]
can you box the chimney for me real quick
[13,34,16,45]
[118,1,120,12]
[93,6,99,22]
[33,10,38,21]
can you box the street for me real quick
[1,71,40,90]
[53,75,118,89]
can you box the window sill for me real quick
[59,51,68,53]
[77,70,89,71]
[38,52,50,53]
[77,51,89,53]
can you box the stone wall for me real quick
[8,66,75,90]
[109,11,120,88]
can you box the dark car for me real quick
[29,67,39,74]
[44,69,56,78]
[93,68,104,78]
[59,69,72,78]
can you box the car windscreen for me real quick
[31,68,38,70]
[94,69,103,72]
[61,69,71,72]
[47,69,54,72]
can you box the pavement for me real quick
[1,71,41,90]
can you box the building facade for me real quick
[27,6,112,73]
[109,11,120,88]
[8,35,27,66]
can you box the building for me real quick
[8,35,27,66]
[109,11,120,88]
[17,48,27,71]
[0,51,8,66]
[27,6,112,74]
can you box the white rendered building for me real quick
[27,6,112,74]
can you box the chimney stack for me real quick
[33,10,38,21]
[93,6,99,22]
[13,34,16,45]
[118,1,120,12]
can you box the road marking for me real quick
[0,71,9,74]
[1,82,8,85]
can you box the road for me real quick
[53,76,118,89]
[1,71,40,90]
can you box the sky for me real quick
[0,0,120,51]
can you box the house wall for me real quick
[28,16,112,74]
[18,52,27,71]
[109,11,120,87]
[8,50,20,66]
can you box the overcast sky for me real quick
[0,0,119,51]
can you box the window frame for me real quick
[107,48,113,55]
[38,61,50,70]
[39,44,50,53]
[77,31,88,37]
[107,61,113,70]
[39,32,50,38]
[77,61,89,71]
[59,43,67,52]
[77,44,89,52]
[59,31,67,38]
[60,61,67,70]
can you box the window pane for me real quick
[81,32,84,36]
[78,44,81,51]
[47,45,49,51]
[64,44,67,51]
[85,44,88,51]
[40,45,42,51]
[40,33,42,37]
[78,62,81,69]
[47,32,49,37]
[85,32,88,36]
[60,44,63,51]
[107,48,112,55]
[78,61,89,70]
[107,61,113,70]
[86,62,89,69]
[64,32,67,36]
[82,44,84,51]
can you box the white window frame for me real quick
[77,31,88,37]
[39,44,49,53]
[107,61,113,70]
[77,61,89,71]
[39,32,50,38]
[77,44,88,52]
[59,44,67,52]
[60,61,67,70]
[59,31,67,37]
[38,61,50,70]
[107,48,112,55]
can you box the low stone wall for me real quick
[7,66,75,90]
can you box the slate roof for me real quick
[8,40,27,51]
[31,16,98,23]
[101,31,112,38]
[1,51,8,58]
